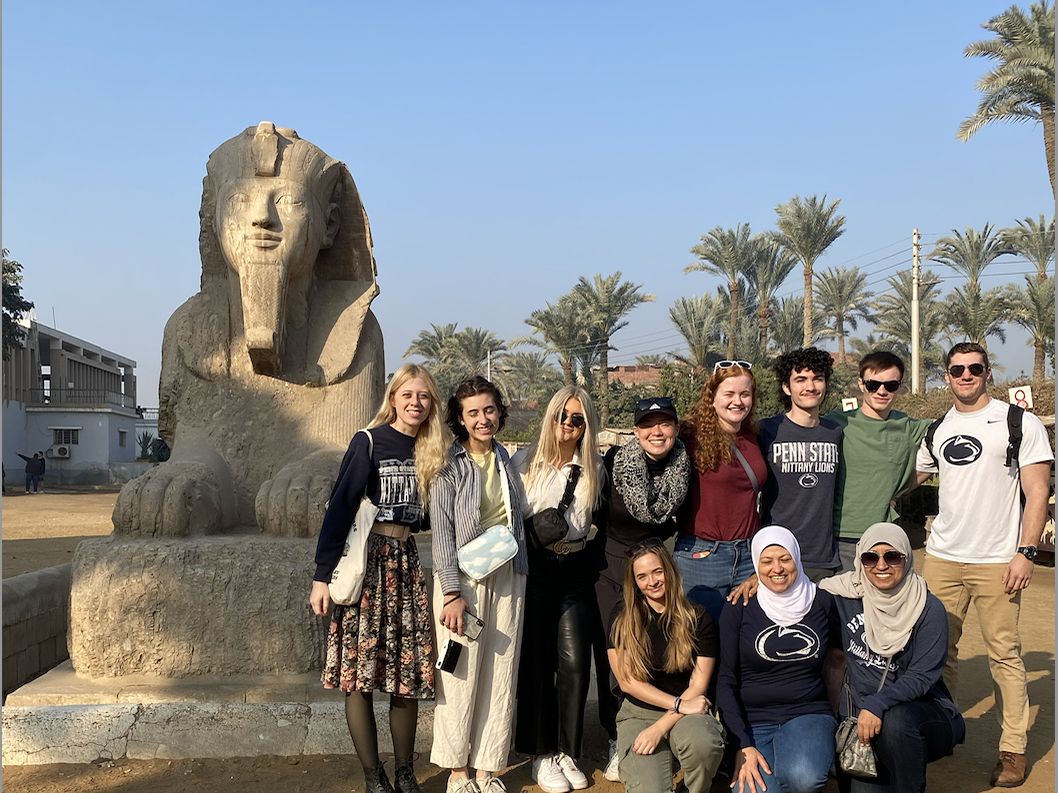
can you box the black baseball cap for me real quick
[634,396,678,426]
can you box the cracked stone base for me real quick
[2,661,434,765]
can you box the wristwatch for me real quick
[1016,546,1038,561]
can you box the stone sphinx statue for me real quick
[113,122,384,538]
[70,124,383,677]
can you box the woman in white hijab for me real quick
[717,526,844,793]
[820,523,965,792]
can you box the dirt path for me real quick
[2,491,1054,792]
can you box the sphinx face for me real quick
[215,177,326,376]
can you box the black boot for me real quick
[364,764,396,793]
[395,759,423,793]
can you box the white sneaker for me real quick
[603,740,620,782]
[555,753,588,790]
[532,754,571,793]
[447,775,480,793]
[476,774,507,793]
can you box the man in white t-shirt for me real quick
[913,343,1053,788]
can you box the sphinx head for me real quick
[206,122,342,376]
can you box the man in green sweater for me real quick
[825,351,930,572]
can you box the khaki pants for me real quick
[616,700,725,793]
[923,554,1029,753]
[431,564,526,772]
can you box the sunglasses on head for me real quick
[625,537,664,559]
[860,550,907,568]
[862,379,901,393]
[714,360,752,373]
[947,363,986,378]
[556,411,586,428]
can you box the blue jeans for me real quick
[25,472,39,492]
[837,700,965,793]
[747,714,837,793]
[673,535,755,624]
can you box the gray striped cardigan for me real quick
[430,440,529,595]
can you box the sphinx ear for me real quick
[320,202,341,250]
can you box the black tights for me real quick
[345,692,419,771]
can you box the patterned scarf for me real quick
[612,438,691,524]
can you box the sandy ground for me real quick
[2,490,1054,792]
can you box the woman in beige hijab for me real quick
[821,523,965,792]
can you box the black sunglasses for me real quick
[947,363,987,378]
[636,397,674,412]
[625,537,664,559]
[556,411,586,428]
[862,379,901,393]
[714,360,752,373]
[860,550,907,568]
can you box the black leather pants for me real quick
[515,548,595,757]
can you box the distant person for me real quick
[17,451,43,494]
[825,351,930,572]
[758,348,842,581]
[37,451,46,492]
[676,362,766,621]
[912,343,1053,787]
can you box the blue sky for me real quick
[3,1,1052,401]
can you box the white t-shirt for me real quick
[916,398,1054,564]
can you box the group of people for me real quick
[309,339,1052,793]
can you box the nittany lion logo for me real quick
[939,434,983,466]
[798,473,819,488]
[754,624,820,663]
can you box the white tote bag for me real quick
[328,430,380,606]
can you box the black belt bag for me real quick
[525,465,581,551]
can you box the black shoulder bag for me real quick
[525,465,581,550]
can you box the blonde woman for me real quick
[311,364,449,793]
[608,540,725,793]
[513,387,605,792]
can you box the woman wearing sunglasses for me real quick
[593,396,691,781]
[675,361,766,622]
[820,523,965,792]
[512,387,605,793]
[608,539,725,793]
[718,526,844,793]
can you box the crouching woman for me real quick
[608,539,725,793]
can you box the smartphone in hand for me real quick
[463,610,484,641]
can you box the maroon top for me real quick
[678,428,766,542]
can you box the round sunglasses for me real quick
[947,363,986,378]
[625,537,664,559]
[860,550,907,568]
[555,410,586,428]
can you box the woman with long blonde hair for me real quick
[513,387,605,792]
[608,539,724,793]
[311,363,448,793]
[675,362,766,622]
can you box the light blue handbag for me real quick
[457,524,518,581]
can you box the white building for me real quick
[3,321,146,487]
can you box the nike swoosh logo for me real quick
[987,419,1003,424]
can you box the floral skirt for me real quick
[322,532,435,698]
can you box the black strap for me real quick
[1005,403,1024,468]
[924,416,944,468]
[557,465,582,514]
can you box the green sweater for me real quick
[825,408,931,540]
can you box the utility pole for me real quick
[487,349,492,381]
[911,228,921,395]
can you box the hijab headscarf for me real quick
[751,526,817,627]
[820,522,927,656]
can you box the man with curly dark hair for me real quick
[758,348,843,580]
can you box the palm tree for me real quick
[872,269,949,390]
[770,296,827,354]
[745,237,798,353]
[686,224,757,359]
[1005,274,1055,380]
[495,351,564,407]
[517,295,589,386]
[571,272,656,427]
[449,326,506,377]
[1001,214,1055,281]
[668,292,725,385]
[929,224,1014,292]
[813,266,874,364]
[635,354,668,366]
[772,194,847,348]
[958,1,1056,195]
[944,283,1011,352]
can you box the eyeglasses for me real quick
[556,411,586,428]
[947,363,987,378]
[714,360,752,373]
[862,379,901,393]
[860,550,907,568]
[636,397,674,412]
[625,537,664,559]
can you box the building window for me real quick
[54,429,79,445]
[119,429,128,447]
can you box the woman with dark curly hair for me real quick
[431,376,528,793]
[311,364,449,793]
[674,362,765,622]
